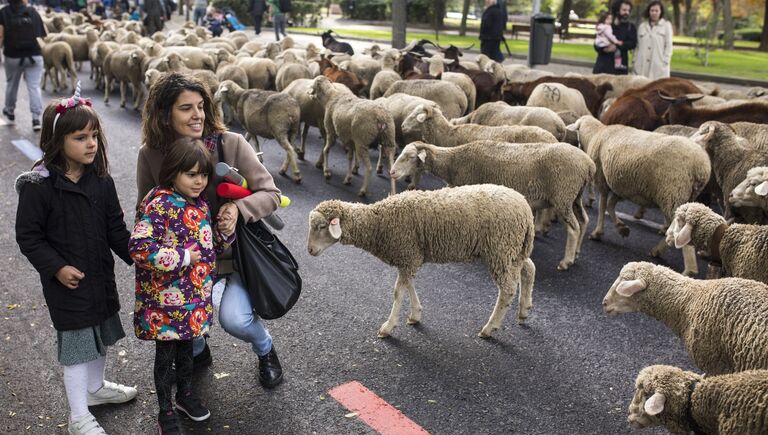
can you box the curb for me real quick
[289,30,768,88]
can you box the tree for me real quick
[761,1,768,51]
[559,0,573,39]
[670,0,682,34]
[459,0,471,36]
[722,0,734,49]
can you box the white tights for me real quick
[62,355,107,422]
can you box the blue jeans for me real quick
[193,271,273,356]
[273,13,286,41]
[4,56,44,120]
[193,6,206,26]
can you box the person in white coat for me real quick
[633,0,673,80]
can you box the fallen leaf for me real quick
[427,400,437,404]
[57,423,67,428]
[344,412,358,418]
[118,350,126,357]
[319,395,325,401]
[213,372,230,380]
[7,304,20,310]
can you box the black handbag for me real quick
[217,136,301,319]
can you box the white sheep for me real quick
[602,261,768,375]
[376,93,440,148]
[402,104,558,148]
[729,166,768,212]
[569,116,711,276]
[39,40,77,93]
[450,101,567,142]
[369,50,401,99]
[382,80,468,119]
[422,53,477,113]
[307,184,536,338]
[526,82,591,117]
[274,52,312,92]
[102,48,146,110]
[666,202,768,284]
[390,140,594,270]
[628,365,768,434]
[235,57,277,90]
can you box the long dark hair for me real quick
[142,72,225,152]
[37,101,110,177]
[158,137,213,188]
[643,1,665,20]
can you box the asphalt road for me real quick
[0,28,730,435]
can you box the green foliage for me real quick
[291,1,324,26]
[340,0,388,20]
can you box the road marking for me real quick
[0,118,9,126]
[12,139,43,161]
[328,381,430,435]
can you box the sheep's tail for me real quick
[521,214,535,259]
[375,117,395,150]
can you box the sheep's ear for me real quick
[417,149,427,162]
[755,181,768,196]
[674,223,693,248]
[328,217,342,240]
[644,392,665,416]
[616,279,646,297]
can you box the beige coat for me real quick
[633,18,673,80]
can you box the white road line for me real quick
[12,139,43,161]
[0,118,9,126]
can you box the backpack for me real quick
[278,0,291,13]
[1,6,39,53]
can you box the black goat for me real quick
[320,30,354,55]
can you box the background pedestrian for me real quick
[267,0,286,41]
[633,0,673,80]
[479,0,505,63]
[592,0,637,75]
[192,0,206,26]
[249,0,265,35]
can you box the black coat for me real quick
[249,0,266,15]
[480,3,505,41]
[593,21,637,74]
[15,166,132,331]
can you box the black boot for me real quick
[258,346,283,389]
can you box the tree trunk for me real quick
[559,0,573,39]
[392,0,407,48]
[459,0,471,36]
[671,0,681,34]
[684,0,694,36]
[761,1,768,51]
[433,0,446,30]
[722,0,733,49]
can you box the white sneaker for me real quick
[68,413,107,435]
[86,380,138,406]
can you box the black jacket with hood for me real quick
[15,164,132,331]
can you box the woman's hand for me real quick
[217,202,239,235]
[56,266,85,289]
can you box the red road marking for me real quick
[328,381,430,435]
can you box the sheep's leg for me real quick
[681,244,698,277]
[589,190,609,240]
[68,65,77,93]
[518,258,535,322]
[633,206,647,220]
[404,275,422,325]
[650,237,669,258]
[557,208,580,271]
[75,61,82,72]
[343,144,355,186]
[42,67,48,91]
[277,135,301,183]
[350,148,359,175]
[480,265,521,338]
[586,182,595,208]
[103,75,111,103]
[119,81,127,108]
[386,147,396,196]
[356,144,372,197]
[607,194,630,238]
[407,171,422,190]
[574,197,589,256]
[375,145,384,175]
[320,132,336,179]
[297,123,309,161]
[378,271,409,338]
[131,81,142,110]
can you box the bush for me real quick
[211,0,253,26]
[340,0,388,20]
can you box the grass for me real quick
[294,26,768,81]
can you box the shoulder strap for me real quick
[216,133,224,162]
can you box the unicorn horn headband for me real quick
[53,81,92,134]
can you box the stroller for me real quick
[206,6,244,36]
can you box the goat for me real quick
[660,94,768,127]
[600,77,702,130]
[320,30,354,55]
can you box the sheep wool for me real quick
[307,184,536,339]
[629,365,768,435]
[603,262,768,375]
[730,166,768,213]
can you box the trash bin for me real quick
[528,13,555,67]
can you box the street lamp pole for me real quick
[392,0,407,48]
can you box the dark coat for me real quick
[480,3,505,41]
[15,165,132,331]
[249,0,266,15]
[593,20,637,74]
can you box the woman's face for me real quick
[170,90,205,139]
[649,5,662,22]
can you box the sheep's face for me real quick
[729,167,768,207]
[628,366,698,433]
[602,263,651,315]
[390,143,426,180]
[402,105,431,137]
[307,211,341,256]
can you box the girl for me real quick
[130,137,235,434]
[595,11,625,71]
[15,86,138,435]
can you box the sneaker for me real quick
[157,410,183,435]
[2,108,14,122]
[87,380,138,406]
[32,119,41,131]
[192,341,212,370]
[68,413,107,435]
[175,392,210,422]
[258,346,283,389]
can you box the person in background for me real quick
[633,0,673,80]
[142,0,166,35]
[592,0,637,75]
[249,0,265,35]
[266,0,285,41]
[192,0,206,25]
[0,0,47,131]
[479,0,504,63]
[594,11,624,71]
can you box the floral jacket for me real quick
[129,187,234,341]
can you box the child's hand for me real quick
[617,41,623,46]
[189,246,202,264]
[56,266,86,289]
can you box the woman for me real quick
[633,1,673,80]
[137,72,284,389]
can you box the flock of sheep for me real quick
[38,10,768,433]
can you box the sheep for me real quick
[281,78,352,161]
[729,121,768,149]
[158,46,216,71]
[653,124,697,137]
[564,72,651,100]
[390,141,594,270]
[39,40,77,93]
[308,76,397,197]
[307,184,536,338]
[402,104,558,149]
[382,79,468,120]
[47,33,89,71]
[729,166,768,212]
[369,51,401,99]
[419,53,477,113]
[338,54,380,97]
[214,52,248,90]
[666,202,768,284]
[235,57,277,90]
[163,52,219,96]
[569,116,710,276]
[214,80,301,183]
[600,77,702,130]
[504,64,553,82]
[503,77,611,117]
[526,83,591,117]
[274,52,312,92]
[628,365,768,434]
[692,121,768,222]
[376,93,441,149]
[602,261,768,375]
[102,48,146,110]
[450,101,567,142]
